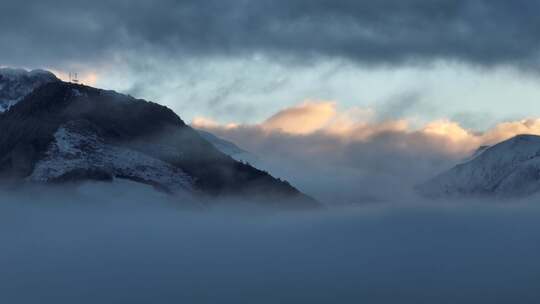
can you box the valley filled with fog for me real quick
[1,180,540,304]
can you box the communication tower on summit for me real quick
[69,72,79,84]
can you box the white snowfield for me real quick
[0,68,59,112]
[419,134,540,198]
[29,123,194,194]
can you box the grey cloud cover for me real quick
[2,0,540,68]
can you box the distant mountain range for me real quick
[9,67,540,203]
[418,134,540,199]
[0,68,317,208]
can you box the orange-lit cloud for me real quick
[193,101,540,157]
[481,119,540,145]
[260,101,376,136]
[192,117,239,129]
[261,101,338,135]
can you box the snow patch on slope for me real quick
[29,122,194,194]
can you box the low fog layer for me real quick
[1,181,540,303]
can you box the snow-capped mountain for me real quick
[418,134,540,198]
[0,68,59,112]
[0,76,317,208]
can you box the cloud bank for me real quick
[195,101,540,156]
[194,102,540,203]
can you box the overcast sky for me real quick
[3,0,540,129]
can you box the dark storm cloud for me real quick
[2,0,540,68]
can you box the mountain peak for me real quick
[0,68,60,112]
[418,134,540,199]
[0,67,57,78]
[0,80,318,208]
[504,134,540,143]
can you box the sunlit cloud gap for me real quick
[194,101,540,156]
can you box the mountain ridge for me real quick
[0,78,318,208]
[0,68,60,112]
[418,134,540,199]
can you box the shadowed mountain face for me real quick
[418,135,540,199]
[0,81,318,208]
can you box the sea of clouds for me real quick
[1,180,540,303]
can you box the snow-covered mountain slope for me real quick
[0,68,59,112]
[29,120,194,194]
[418,135,540,198]
[0,79,317,208]
[463,145,490,162]
[197,129,259,165]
